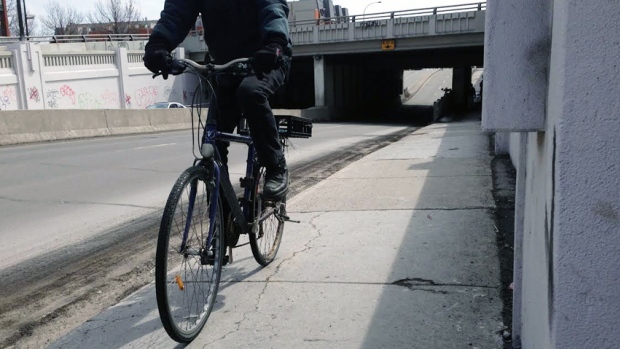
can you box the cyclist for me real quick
[143,0,293,201]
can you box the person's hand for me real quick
[253,43,283,78]
[143,42,172,79]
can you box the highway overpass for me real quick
[181,3,486,115]
[0,2,486,119]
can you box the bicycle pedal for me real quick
[281,214,300,223]
[222,255,230,266]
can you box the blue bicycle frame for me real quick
[181,113,258,252]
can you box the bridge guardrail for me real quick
[0,2,485,47]
[289,2,486,26]
[290,2,485,44]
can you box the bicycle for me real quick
[153,57,312,343]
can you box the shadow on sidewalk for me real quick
[355,118,506,348]
[46,252,266,349]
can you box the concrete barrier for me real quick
[299,107,331,121]
[0,109,194,146]
[104,109,153,135]
[0,110,110,145]
[0,107,323,146]
[148,108,198,132]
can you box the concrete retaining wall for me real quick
[483,0,620,347]
[0,109,193,145]
[0,107,325,146]
[0,43,188,111]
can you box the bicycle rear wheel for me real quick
[155,165,224,343]
[249,166,285,266]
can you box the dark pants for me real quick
[210,61,289,168]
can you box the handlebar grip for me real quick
[151,59,187,79]
[169,59,187,75]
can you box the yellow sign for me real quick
[382,39,395,51]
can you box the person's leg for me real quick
[213,76,242,166]
[236,63,289,200]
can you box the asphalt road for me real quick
[0,69,454,347]
[0,69,454,271]
[404,69,453,105]
[0,123,414,271]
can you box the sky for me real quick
[24,0,477,24]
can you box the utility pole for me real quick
[15,0,25,40]
[23,0,29,37]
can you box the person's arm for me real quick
[149,0,200,50]
[255,0,290,46]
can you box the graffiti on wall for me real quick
[111,42,129,50]
[125,94,132,108]
[1,86,17,109]
[78,93,103,109]
[101,89,119,107]
[60,85,76,105]
[47,89,60,109]
[134,86,158,107]
[164,86,179,100]
[28,87,40,102]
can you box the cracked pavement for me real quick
[47,119,505,348]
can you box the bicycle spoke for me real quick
[156,166,224,342]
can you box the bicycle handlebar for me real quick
[153,57,252,78]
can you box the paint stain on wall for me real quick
[593,201,619,223]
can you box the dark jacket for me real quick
[150,0,292,64]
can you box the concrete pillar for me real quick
[512,132,527,347]
[9,42,45,110]
[451,66,472,114]
[173,47,186,104]
[325,62,335,109]
[494,132,510,155]
[481,0,550,132]
[116,47,130,109]
[546,1,620,348]
[313,55,325,107]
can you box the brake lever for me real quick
[151,60,187,79]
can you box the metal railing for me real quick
[289,2,486,26]
[0,2,485,45]
[0,33,151,44]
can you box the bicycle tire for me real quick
[249,166,285,266]
[155,165,224,343]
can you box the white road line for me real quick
[132,143,177,150]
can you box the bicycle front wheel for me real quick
[249,166,285,266]
[155,165,224,343]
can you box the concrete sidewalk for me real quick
[47,119,504,349]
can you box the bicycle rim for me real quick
[155,166,224,343]
[249,166,285,266]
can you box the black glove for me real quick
[253,42,284,78]
[143,42,172,79]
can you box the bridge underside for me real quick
[270,45,483,119]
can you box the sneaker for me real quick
[263,159,288,201]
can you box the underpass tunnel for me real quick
[451,66,474,112]
[267,46,484,122]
